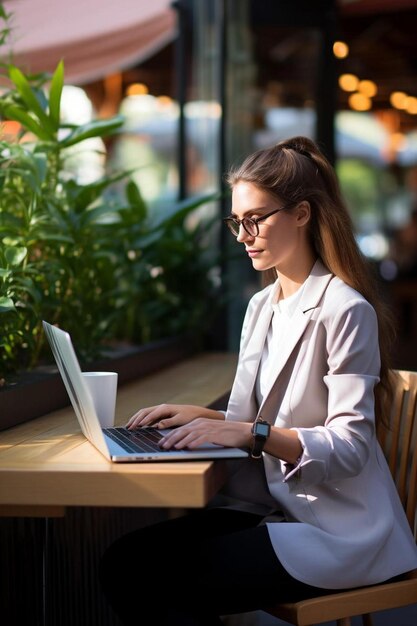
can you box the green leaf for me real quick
[126,180,147,220]
[0,296,16,313]
[0,4,11,20]
[60,116,125,148]
[132,231,162,249]
[150,193,220,230]
[80,205,123,227]
[33,86,49,114]
[35,232,74,244]
[32,152,48,184]
[1,103,52,140]
[0,212,21,231]
[48,60,64,130]
[64,170,131,211]
[5,246,27,266]
[2,237,20,246]
[11,276,42,303]
[8,65,56,135]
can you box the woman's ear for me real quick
[295,201,311,227]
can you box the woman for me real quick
[100,137,417,625]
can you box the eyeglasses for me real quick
[223,204,292,237]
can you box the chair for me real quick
[265,369,417,626]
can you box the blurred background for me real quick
[2,0,417,367]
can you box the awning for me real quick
[2,0,177,85]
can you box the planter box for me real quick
[0,335,196,432]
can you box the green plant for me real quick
[0,57,127,372]
[113,192,221,345]
[0,54,220,380]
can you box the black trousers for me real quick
[99,507,329,626]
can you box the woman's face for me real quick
[230,181,311,274]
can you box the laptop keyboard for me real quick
[104,427,164,453]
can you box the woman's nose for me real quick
[237,224,253,243]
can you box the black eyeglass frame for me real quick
[223,203,293,237]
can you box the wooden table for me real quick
[0,352,238,517]
[0,352,239,626]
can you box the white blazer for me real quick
[225,259,417,589]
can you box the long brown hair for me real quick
[226,136,395,425]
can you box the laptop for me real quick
[43,321,248,463]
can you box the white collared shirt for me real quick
[256,285,304,406]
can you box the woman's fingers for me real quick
[126,404,198,430]
[159,418,215,449]
[160,428,203,450]
[159,419,252,450]
[126,405,169,429]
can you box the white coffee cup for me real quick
[82,371,118,428]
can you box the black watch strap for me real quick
[251,417,270,459]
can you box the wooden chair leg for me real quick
[336,619,351,626]
[362,614,374,626]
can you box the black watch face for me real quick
[255,422,270,437]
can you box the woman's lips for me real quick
[246,249,262,258]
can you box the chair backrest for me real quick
[377,369,417,539]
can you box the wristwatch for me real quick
[250,416,270,458]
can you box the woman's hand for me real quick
[126,404,224,430]
[158,418,252,450]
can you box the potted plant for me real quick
[0,36,221,428]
